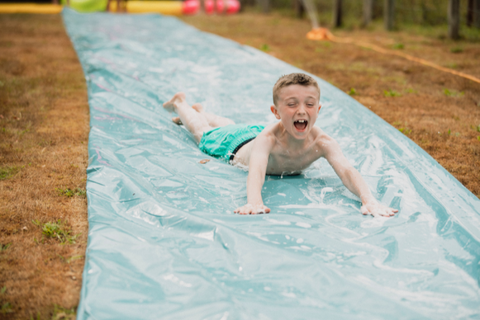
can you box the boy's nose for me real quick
[297,105,306,114]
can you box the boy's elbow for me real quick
[346,166,360,177]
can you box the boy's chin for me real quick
[290,128,310,139]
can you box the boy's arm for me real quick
[234,134,274,215]
[320,137,398,217]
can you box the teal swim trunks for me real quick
[199,124,265,163]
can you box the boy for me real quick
[163,73,398,217]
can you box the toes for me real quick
[171,117,182,125]
[192,103,204,112]
[360,206,368,215]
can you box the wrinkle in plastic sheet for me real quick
[62,9,480,319]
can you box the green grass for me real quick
[32,220,80,245]
[384,89,401,97]
[58,254,83,264]
[446,62,459,69]
[0,287,12,314]
[405,88,418,94]
[1,302,13,314]
[443,88,464,97]
[0,243,11,252]
[348,88,357,96]
[450,46,463,53]
[56,187,86,198]
[0,166,20,180]
[260,43,270,52]
[51,305,76,320]
[392,43,404,50]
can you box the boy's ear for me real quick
[270,105,281,119]
[318,103,322,113]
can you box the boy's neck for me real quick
[276,122,313,149]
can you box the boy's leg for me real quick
[171,103,235,128]
[163,93,212,143]
[192,103,235,127]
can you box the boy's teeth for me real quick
[294,120,308,130]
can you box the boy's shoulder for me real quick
[259,124,337,153]
[312,127,335,144]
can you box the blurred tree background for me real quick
[240,0,480,39]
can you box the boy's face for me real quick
[271,84,321,140]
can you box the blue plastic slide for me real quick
[62,8,480,319]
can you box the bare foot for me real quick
[171,103,204,125]
[163,92,186,112]
[172,117,182,125]
[192,103,204,113]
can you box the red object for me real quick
[182,0,200,14]
[216,0,224,13]
[182,0,240,15]
[205,0,214,14]
[224,0,240,14]
[215,0,240,13]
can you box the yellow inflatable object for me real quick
[0,2,183,15]
[128,1,182,15]
[0,4,62,14]
[113,1,182,15]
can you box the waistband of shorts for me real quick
[225,130,260,162]
[228,137,255,162]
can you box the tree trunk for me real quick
[257,0,269,13]
[474,0,480,29]
[363,0,373,27]
[384,0,395,30]
[332,0,343,28]
[448,0,460,39]
[467,0,474,27]
[294,0,305,19]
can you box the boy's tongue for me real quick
[294,120,307,130]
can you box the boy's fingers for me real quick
[235,205,271,215]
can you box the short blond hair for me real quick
[272,73,320,106]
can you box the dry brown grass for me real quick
[182,12,480,197]
[0,10,479,320]
[0,14,89,319]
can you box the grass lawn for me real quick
[0,10,479,319]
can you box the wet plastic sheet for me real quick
[62,8,480,319]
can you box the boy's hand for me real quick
[234,204,271,215]
[361,200,398,217]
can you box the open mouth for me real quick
[294,119,308,131]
